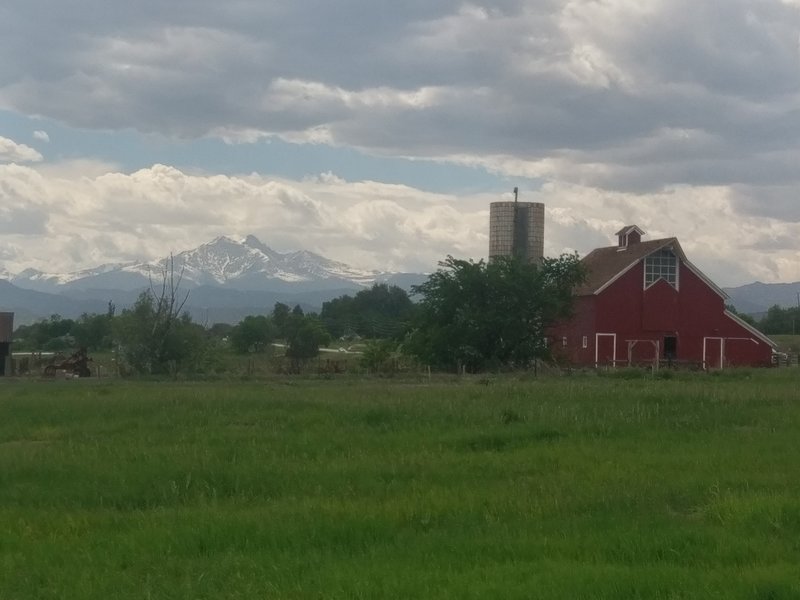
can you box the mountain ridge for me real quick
[722,281,800,316]
[0,235,428,325]
[8,235,386,292]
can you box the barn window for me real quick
[582,336,588,349]
[644,248,678,288]
[562,336,568,347]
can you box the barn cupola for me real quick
[615,225,645,250]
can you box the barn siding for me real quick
[642,279,679,331]
[551,256,773,368]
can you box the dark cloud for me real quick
[731,185,800,222]
[1,0,800,199]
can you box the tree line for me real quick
[10,253,602,375]
[15,256,797,376]
[757,304,800,335]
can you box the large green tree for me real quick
[230,315,277,354]
[321,283,414,339]
[72,305,115,351]
[284,313,331,371]
[406,254,585,372]
[272,302,292,339]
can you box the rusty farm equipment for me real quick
[42,347,92,378]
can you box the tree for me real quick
[114,293,214,375]
[230,315,277,354]
[285,314,330,371]
[759,304,800,335]
[272,302,292,338]
[360,338,398,373]
[13,303,116,352]
[405,254,585,372]
[112,256,209,375]
[320,294,356,338]
[208,322,234,340]
[13,315,76,351]
[321,283,414,339]
[72,311,115,351]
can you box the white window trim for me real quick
[643,249,680,291]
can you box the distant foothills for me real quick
[0,234,798,326]
[0,235,427,326]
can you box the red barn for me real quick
[551,226,775,369]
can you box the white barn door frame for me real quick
[595,333,617,368]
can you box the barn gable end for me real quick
[550,227,775,369]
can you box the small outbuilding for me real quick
[550,227,775,369]
[0,312,13,376]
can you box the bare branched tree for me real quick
[114,253,212,376]
[148,253,191,369]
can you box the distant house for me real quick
[550,226,775,369]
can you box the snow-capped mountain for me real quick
[9,235,387,293]
[0,235,428,324]
[11,262,136,290]
[166,235,378,286]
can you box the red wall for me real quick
[551,260,773,368]
[550,296,595,365]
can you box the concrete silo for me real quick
[489,189,544,263]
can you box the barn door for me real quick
[703,337,724,370]
[595,333,617,368]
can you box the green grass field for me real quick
[2,371,800,598]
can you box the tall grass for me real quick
[1,371,799,598]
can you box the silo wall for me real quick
[489,201,544,263]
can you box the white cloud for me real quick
[2,0,798,196]
[0,163,489,275]
[33,130,49,143]
[0,136,43,163]
[0,2,799,285]
[0,161,796,286]
[538,182,800,285]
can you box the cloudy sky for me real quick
[1,0,800,285]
